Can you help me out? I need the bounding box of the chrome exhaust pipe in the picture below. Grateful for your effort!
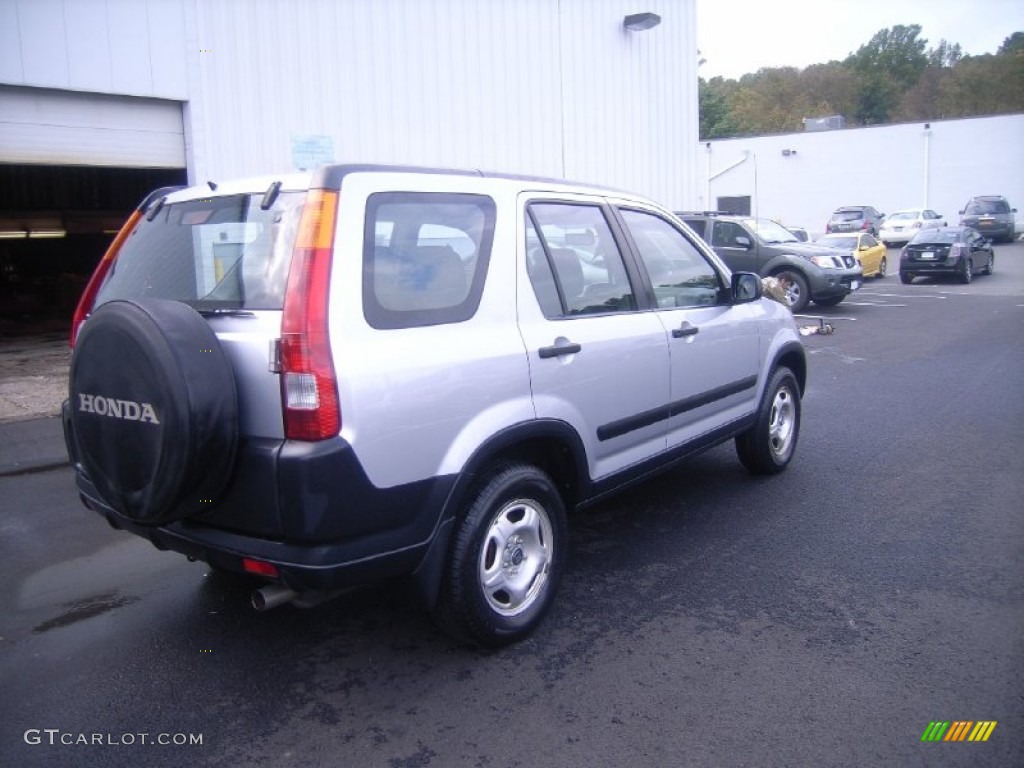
[251,584,298,611]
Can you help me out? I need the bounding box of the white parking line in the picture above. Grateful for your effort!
[857,291,948,299]
[841,301,907,307]
[794,314,857,321]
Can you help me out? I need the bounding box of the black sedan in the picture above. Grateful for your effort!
[900,227,994,285]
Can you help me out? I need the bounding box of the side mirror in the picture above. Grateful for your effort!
[731,272,762,303]
[734,235,752,249]
[958,209,965,215]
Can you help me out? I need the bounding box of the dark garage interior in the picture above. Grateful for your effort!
[0,164,186,338]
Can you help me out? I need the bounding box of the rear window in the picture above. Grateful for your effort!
[965,199,1010,214]
[95,191,306,311]
[831,210,865,221]
[910,229,958,244]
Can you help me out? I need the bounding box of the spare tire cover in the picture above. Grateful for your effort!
[69,299,239,525]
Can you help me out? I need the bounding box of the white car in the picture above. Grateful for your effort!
[879,208,946,246]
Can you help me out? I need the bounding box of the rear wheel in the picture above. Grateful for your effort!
[434,464,567,647]
[900,272,915,285]
[960,257,973,284]
[877,256,888,278]
[736,367,801,475]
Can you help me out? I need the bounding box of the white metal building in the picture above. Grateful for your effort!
[0,0,698,205]
[698,113,1024,237]
[0,0,698,326]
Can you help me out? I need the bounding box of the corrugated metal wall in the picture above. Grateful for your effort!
[186,0,699,209]
[0,0,187,98]
[0,0,699,208]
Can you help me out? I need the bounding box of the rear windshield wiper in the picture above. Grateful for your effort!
[195,308,256,318]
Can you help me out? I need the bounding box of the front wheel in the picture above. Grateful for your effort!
[982,252,994,275]
[434,464,567,647]
[775,270,810,313]
[735,367,801,475]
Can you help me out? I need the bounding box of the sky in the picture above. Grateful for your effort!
[696,0,1024,80]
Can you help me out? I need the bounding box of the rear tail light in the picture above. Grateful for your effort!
[69,210,143,347]
[279,189,341,441]
[242,558,280,577]
[860,220,870,230]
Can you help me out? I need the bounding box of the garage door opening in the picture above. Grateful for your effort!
[0,164,186,337]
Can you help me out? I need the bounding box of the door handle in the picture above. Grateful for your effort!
[538,341,582,358]
[672,322,699,339]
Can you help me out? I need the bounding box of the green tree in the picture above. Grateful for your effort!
[998,31,1024,56]
[847,24,929,89]
[698,77,739,139]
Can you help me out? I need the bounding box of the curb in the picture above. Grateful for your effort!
[0,456,70,478]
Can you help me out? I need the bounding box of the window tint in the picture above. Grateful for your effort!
[680,218,706,239]
[526,203,636,317]
[363,192,495,329]
[619,209,723,308]
[966,199,1010,214]
[862,234,878,247]
[711,220,748,247]
[95,191,305,311]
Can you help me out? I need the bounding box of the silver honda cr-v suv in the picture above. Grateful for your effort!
[64,164,807,646]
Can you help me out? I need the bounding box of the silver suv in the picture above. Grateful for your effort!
[63,165,807,646]
[959,196,1017,243]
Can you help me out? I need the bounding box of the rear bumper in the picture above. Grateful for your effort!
[63,401,455,592]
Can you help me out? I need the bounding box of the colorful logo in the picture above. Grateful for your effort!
[921,721,997,742]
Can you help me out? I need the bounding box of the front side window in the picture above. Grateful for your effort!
[526,203,636,317]
[619,209,723,308]
[96,191,306,311]
[363,192,495,329]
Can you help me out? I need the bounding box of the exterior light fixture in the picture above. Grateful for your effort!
[623,12,661,31]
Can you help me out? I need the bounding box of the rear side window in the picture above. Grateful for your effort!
[95,192,306,310]
[363,192,495,329]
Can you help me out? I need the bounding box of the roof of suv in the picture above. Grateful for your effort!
[164,164,633,201]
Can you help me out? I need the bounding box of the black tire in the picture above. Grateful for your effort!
[960,257,973,284]
[812,295,845,308]
[434,463,567,647]
[900,272,915,285]
[877,256,888,278]
[69,299,238,525]
[774,269,810,313]
[736,367,801,475]
[982,252,994,275]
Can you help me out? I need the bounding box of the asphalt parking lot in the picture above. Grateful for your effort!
[1,242,1022,768]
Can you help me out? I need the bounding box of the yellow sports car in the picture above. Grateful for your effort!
[814,232,888,278]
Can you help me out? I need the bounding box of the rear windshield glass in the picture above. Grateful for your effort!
[831,210,865,221]
[910,230,958,244]
[965,199,1009,214]
[94,191,306,311]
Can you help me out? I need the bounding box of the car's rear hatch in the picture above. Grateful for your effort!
[85,181,310,441]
